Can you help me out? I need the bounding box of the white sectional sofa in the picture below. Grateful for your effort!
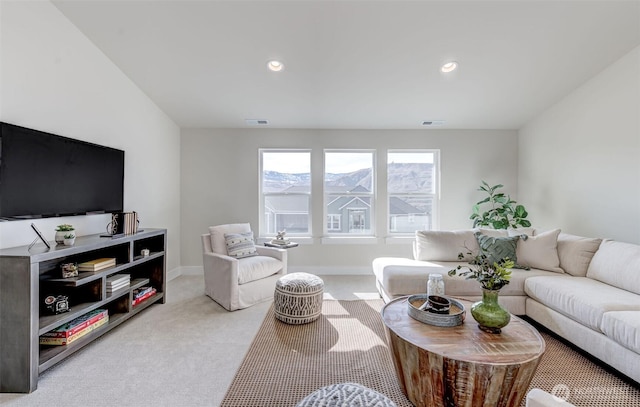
[372,228,640,384]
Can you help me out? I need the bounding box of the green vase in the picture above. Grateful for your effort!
[471,288,511,334]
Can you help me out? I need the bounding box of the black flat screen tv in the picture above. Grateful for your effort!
[0,122,124,220]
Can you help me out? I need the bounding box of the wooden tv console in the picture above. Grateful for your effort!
[0,228,166,393]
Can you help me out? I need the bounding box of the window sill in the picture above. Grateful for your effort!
[384,236,414,244]
[321,236,380,245]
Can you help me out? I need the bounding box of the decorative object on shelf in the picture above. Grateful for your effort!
[270,230,291,246]
[63,234,76,246]
[470,288,511,334]
[426,273,445,297]
[141,248,150,257]
[448,251,514,333]
[60,263,78,278]
[425,295,450,314]
[29,223,51,250]
[43,295,69,315]
[470,180,531,229]
[407,294,466,327]
[105,211,139,236]
[55,224,75,244]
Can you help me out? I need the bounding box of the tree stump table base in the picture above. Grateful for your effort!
[382,296,545,407]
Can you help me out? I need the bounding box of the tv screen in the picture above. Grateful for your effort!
[0,122,124,220]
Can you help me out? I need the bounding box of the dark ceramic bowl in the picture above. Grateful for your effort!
[427,295,451,314]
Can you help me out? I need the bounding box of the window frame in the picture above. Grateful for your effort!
[386,149,440,236]
[259,149,312,238]
[323,149,376,237]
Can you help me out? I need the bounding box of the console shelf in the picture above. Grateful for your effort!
[0,228,167,393]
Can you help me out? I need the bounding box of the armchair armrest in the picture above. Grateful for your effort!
[255,246,288,275]
[203,251,240,310]
[256,245,286,260]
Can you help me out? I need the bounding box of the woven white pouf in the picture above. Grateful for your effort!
[295,382,397,407]
[274,272,324,325]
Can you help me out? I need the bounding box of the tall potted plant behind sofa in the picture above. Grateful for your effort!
[470,181,531,229]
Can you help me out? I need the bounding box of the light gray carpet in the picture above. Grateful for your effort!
[0,274,378,407]
[221,299,640,407]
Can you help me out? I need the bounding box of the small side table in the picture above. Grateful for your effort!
[264,242,298,248]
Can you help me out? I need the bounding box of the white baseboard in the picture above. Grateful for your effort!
[289,266,371,275]
[168,265,371,279]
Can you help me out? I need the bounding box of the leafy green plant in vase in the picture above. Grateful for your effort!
[448,252,514,333]
[63,233,76,246]
[470,181,531,229]
[55,224,75,244]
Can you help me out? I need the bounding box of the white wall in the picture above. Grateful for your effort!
[519,46,640,243]
[181,128,518,270]
[0,1,182,270]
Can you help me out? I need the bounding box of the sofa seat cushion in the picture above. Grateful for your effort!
[525,276,640,332]
[372,257,559,297]
[238,255,282,285]
[600,311,640,353]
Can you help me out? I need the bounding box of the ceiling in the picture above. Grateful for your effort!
[52,0,640,130]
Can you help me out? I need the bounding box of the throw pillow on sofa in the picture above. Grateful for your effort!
[514,228,564,273]
[474,232,521,267]
[557,233,602,277]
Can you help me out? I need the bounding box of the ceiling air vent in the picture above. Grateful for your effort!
[422,120,445,126]
[245,119,269,126]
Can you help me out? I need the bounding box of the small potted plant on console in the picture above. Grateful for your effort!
[55,224,75,244]
[63,233,76,246]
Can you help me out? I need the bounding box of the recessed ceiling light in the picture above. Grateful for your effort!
[245,119,269,126]
[267,60,284,72]
[422,120,445,126]
[441,61,458,73]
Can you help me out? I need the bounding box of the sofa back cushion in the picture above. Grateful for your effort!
[414,230,479,261]
[557,233,602,277]
[587,239,640,294]
[209,223,251,255]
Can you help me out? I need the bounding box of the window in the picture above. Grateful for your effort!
[324,150,375,235]
[387,150,438,234]
[259,150,311,236]
[327,214,341,230]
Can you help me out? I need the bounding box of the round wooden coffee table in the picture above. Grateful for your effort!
[382,296,545,407]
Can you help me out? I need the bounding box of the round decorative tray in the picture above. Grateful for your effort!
[407,294,466,327]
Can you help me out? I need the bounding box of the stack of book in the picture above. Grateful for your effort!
[106,274,130,293]
[39,309,109,346]
[78,258,116,272]
[132,286,157,306]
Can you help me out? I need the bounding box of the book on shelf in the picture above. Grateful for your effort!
[106,274,130,291]
[78,257,116,271]
[106,274,130,285]
[133,286,153,299]
[106,282,130,292]
[39,316,108,346]
[40,309,108,340]
[132,287,157,306]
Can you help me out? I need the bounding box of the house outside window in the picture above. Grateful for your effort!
[387,150,439,234]
[259,150,311,236]
[324,150,375,235]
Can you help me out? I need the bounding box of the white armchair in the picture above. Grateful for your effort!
[201,223,287,311]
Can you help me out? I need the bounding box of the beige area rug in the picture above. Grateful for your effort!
[221,300,640,407]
